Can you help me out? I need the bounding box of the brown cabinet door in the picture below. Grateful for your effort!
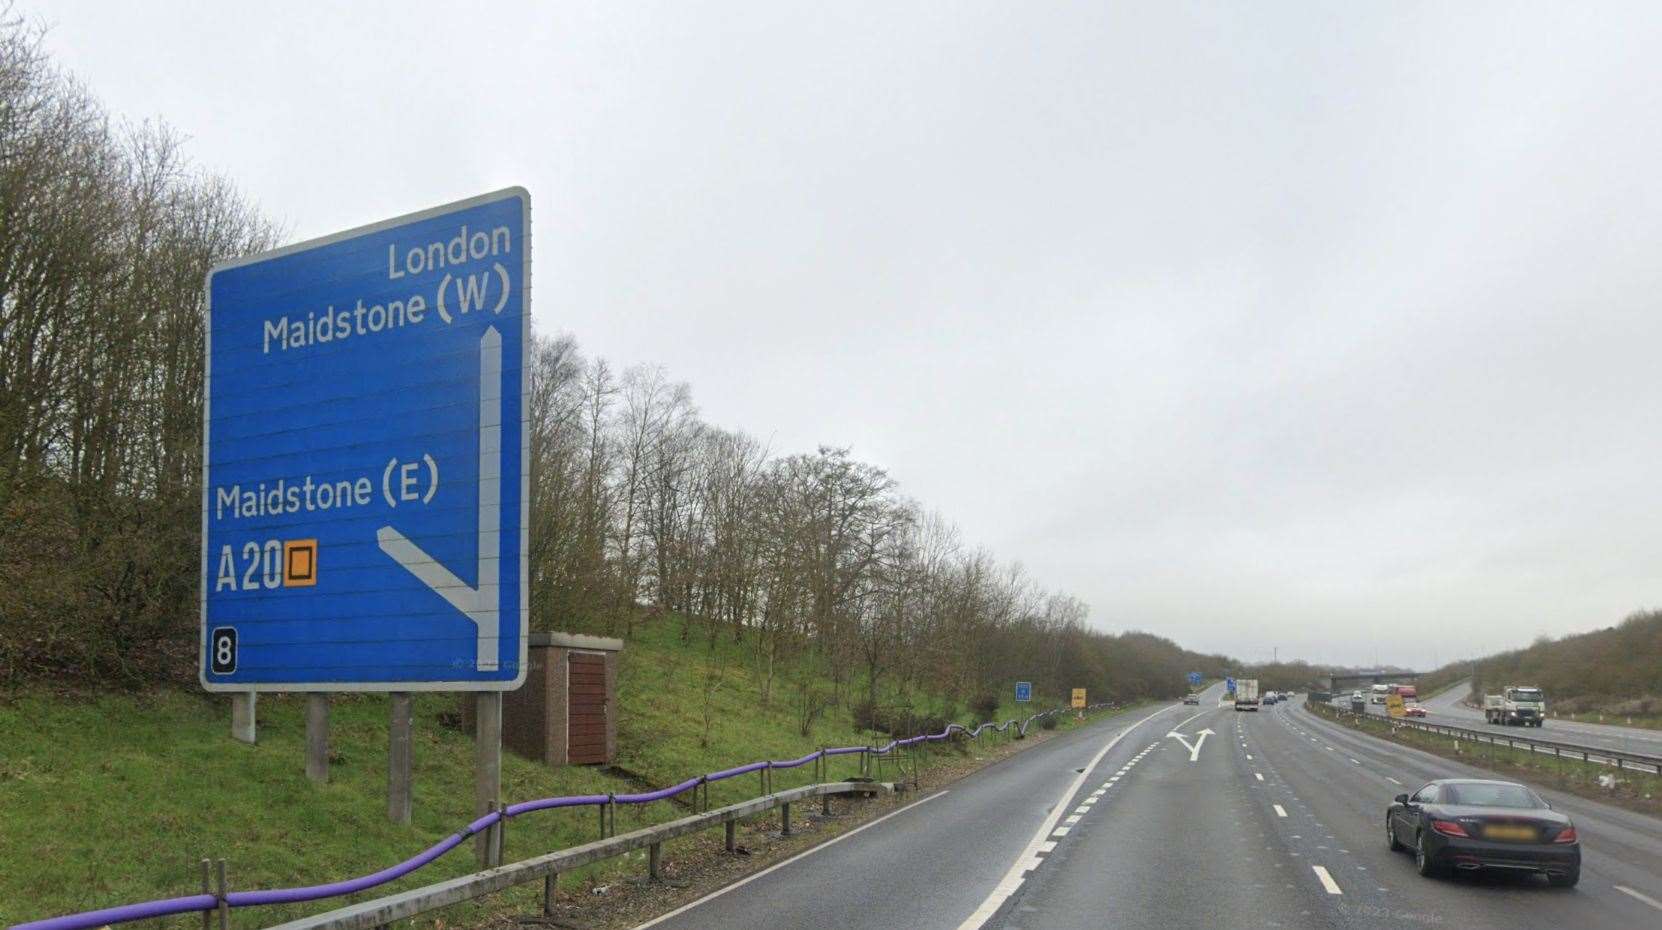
[568,652,608,764]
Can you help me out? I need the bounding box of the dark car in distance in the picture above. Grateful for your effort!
[1386,779,1579,886]
[1183,693,1200,705]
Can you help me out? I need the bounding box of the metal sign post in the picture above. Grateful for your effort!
[201,188,531,820]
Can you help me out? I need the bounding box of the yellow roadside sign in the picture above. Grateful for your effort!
[1386,692,1406,718]
[1071,688,1087,709]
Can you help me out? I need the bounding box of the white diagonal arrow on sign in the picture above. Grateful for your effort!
[1167,728,1215,762]
[377,325,502,671]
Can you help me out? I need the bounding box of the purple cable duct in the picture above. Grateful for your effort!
[506,793,610,817]
[226,833,468,906]
[15,706,1078,930]
[707,760,769,781]
[768,751,819,769]
[11,894,220,930]
[617,777,702,804]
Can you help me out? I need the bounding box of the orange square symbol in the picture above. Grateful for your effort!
[284,539,318,587]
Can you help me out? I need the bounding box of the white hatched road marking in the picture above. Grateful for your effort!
[955,705,1176,930]
[1312,865,1343,895]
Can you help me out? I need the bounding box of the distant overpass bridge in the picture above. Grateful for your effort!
[1322,670,1422,694]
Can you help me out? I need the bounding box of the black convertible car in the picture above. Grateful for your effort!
[1386,778,1579,886]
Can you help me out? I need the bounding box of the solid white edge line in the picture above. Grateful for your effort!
[630,789,949,929]
[1312,865,1343,895]
[1615,885,1662,911]
[954,704,1179,930]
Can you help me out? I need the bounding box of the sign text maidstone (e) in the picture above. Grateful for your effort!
[201,188,531,692]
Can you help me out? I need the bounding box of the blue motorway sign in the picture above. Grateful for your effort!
[201,189,530,691]
[1015,681,1032,703]
[1188,671,1202,686]
[1226,677,1236,692]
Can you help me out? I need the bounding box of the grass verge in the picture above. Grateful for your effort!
[0,617,1105,930]
[1304,701,1662,818]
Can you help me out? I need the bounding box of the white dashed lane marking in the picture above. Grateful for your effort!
[1273,804,1287,818]
[1254,773,1264,781]
[1312,866,1343,895]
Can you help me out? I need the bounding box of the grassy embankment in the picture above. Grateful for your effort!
[1413,609,1662,730]
[1304,700,1662,817]
[0,617,1098,929]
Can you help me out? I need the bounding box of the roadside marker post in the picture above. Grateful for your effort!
[201,189,531,823]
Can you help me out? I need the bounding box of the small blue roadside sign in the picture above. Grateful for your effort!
[1015,681,1032,703]
[1226,677,1236,692]
[201,188,530,692]
[1188,671,1202,687]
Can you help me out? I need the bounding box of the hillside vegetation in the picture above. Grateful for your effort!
[0,616,1140,929]
[0,16,1230,711]
[1418,610,1662,714]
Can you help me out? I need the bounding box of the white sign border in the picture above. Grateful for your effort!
[198,186,532,693]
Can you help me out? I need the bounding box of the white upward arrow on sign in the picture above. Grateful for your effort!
[1167,728,1215,762]
[377,326,503,671]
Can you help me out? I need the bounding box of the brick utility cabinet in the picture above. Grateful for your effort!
[500,632,623,766]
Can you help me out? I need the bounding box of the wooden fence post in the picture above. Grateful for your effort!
[475,692,502,867]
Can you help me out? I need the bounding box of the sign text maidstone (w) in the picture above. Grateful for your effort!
[201,188,531,692]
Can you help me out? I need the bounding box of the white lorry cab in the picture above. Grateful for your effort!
[1484,686,1547,727]
[1370,683,1390,705]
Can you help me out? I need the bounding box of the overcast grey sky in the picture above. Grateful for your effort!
[35,1,1662,669]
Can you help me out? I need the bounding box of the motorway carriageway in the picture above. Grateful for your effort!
[1369,680,1662,757]
[634,683,1662,930]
